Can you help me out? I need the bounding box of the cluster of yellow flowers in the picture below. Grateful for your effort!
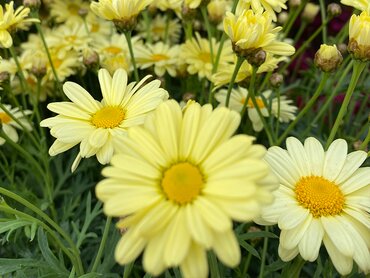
[0,0,369,277]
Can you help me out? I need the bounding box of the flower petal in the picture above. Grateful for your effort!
[323,139,347,181]
[63,82,100,112]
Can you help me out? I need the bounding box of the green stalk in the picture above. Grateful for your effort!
[358,125,369,151]
[8,46,28,109]
[283,0,308,36]
[124,31,139,82]
[90,217,112,273]
[225,56,244,107]
[247,66,275,146]
[326,61,366,148]
[0,187,84,275]
[277,73,329,145]
[275,88,281,136]
[209,251,221,278]
[318,0,327,43]
[258,227,269,278]
[201,7,214,65]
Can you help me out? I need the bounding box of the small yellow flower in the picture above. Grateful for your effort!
[40,68,168,171]
[90,0,153,31]
[0,104,32,145]
[314,44,343,72]
[236,0,288,22]
[348,11,370,61]
[135,42,180,77]
[96,100,277,278]
[0,1,39,48]
[223,10,295,59]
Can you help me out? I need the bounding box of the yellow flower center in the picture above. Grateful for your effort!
[0,112,11,124]
[67,4,80,15]
[161,162,204,205]
[103,46,122,55]
[295,176,345,218]
[65,35,77,42]
[151,54,169,62]
[91,106,125,128]
[91,23,100,33]
[198,52,211,63]
[241,97,265,108]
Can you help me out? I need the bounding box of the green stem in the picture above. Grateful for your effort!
[0,205,82,275]
[359,125,369,151]
[8,46,28,109]
[185,22,193,40]
[293,21,307,44]
[258,227,269,278]
[142,11,152,43]
[0,187,84,275]
[209,251,221,278]
[31,11,63,96]
[318,0,327,43]
[277,73,329,145]
[91,217,112,273]
[247,66,275,146]
[241,251,252,277]
[282,256,305,278]
[275,88,281,136]
[201,7,214,65]
[225,56,244,107]
[283,0,308,36]
[326,61,366,148]
[124,31,139,82]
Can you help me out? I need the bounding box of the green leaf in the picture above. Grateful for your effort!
[79,273,104,278]
[0,219,31,234]
[37,228,68,275]
[0,258,39,275]
[237,231,278,241]
[238,240,260,259]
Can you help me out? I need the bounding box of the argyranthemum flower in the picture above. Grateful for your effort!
[341,0,370,13]
[258,137,370,276]
[215,87,297,131]
[223,9,295,59]
[135,42,180,77]
[49,0,90,24]
[0,104,32,145]
[236,0,288,22]
[90,0,153,31]
[180,33,234,80]
[0,1,39,48]
[96,100,278,278]
[348,11,370,61]
[40,68,168,171]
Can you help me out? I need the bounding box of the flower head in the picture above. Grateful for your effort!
[341,0,370,13]
[223,10,295,59]
[0,1,39,48]
[96,100,277,278]
[236,0,288,22]
[40,68,168,171]
[258,137,370,275]
[0,104,32,145]
[348,11,370,61]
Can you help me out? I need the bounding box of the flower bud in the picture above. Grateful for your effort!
[348,12,370,61]
[247,49,266,67]
[113,17,138,33]
[314,44,343,72]
[278,11,289,25]
[337,43,347,56]
[83,48,100,69]
[327,3,342,18]
[302,3,320,22]
[269,73,284,88]
[78,8,89,18]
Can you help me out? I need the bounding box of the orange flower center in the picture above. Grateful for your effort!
[161,162,204,205]
[151,54,169,62]
[295,176,345,218]
[0,112,11,124]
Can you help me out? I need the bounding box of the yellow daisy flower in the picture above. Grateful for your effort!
[236,0,288,22]
[341,0,370,13]
[180,33,234,80]
[135,42,180,77]
[40,68,168,171]
[223,9,295,58]
[49,0,90,24]
[0,1,39,48]
[258,137,370,275]
[348,11,370,61]
[90,0,153,31]
[0,104,32,145]
[215,87,297,131]
[96,100,277,278]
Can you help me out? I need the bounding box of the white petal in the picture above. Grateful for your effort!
[180,242,208,278]
[323,139,348,181]
[212,229,240,267]
[115,228,146,265]
[304,137,324,176]
[280,215,312,250]
[286,137,311,177]
[298,218,324,261]
[278,245,299,261]
[323,235,353,275]
[63,82,100,112]
[278,205,309,230]
[340,167,370,194]
[335,151,367,184]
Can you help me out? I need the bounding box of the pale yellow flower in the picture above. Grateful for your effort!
[302,3,320,22]
[236,0,288,21]
[135,42,180,77]
[207,0,232,23]
[223,9,295,58]
[96,100,277,278]
[215,87,297,131]
[0,104,32,145]
[40,68,168,171]
[0,1,39,48]
[341,0,370,13]
[180,33,234,80]
[258,137,370,276]
[150,0,182,13]
[348,11,370,61]
[49,0,90,24]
